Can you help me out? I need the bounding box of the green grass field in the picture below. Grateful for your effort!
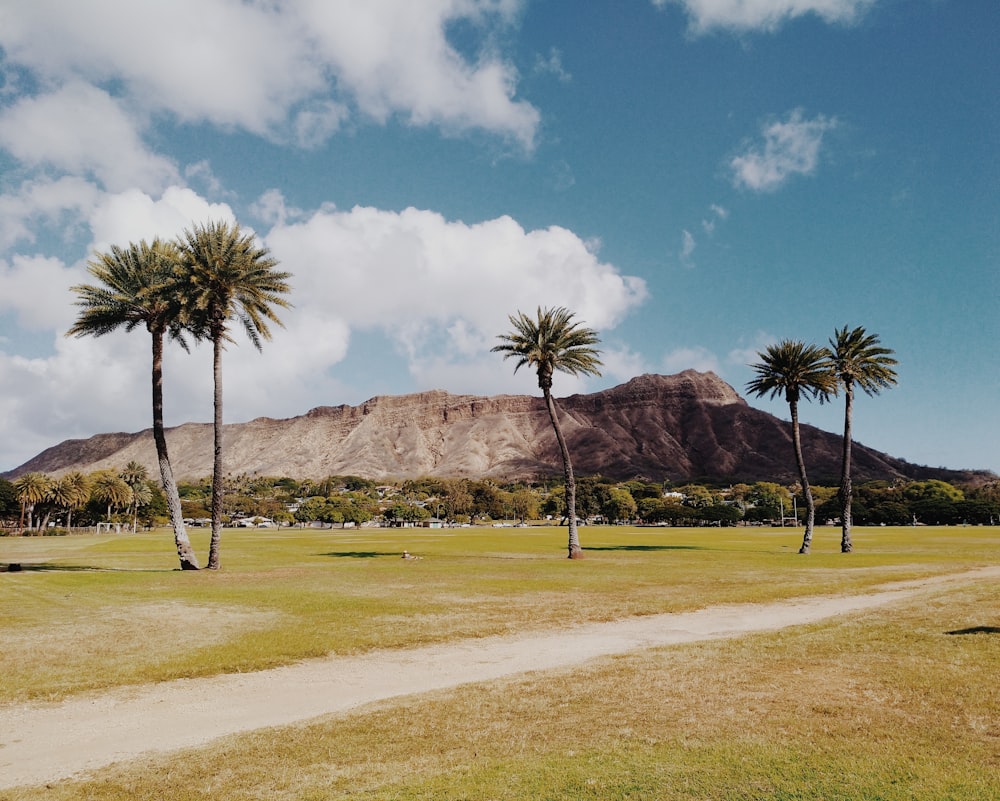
[2,524,999,799]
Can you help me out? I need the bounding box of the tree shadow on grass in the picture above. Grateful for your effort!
[322,551,401,559]
[2,563,173,573]
[584,545,707,552]
[946,626,1000,635]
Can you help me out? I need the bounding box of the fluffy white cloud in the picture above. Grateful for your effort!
[0,255,79,331]
[655,0,875,33]
[265,204,647,388]
[87,187,234,252]
[0,83,178,193]
[0,193,647,469]
[0,0,539,149]
[731,109,837,192]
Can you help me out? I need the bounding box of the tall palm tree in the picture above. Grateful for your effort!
[747,340,836,554]
[68,239,201,568]
[176,220,292,570]
[13,472,52,533]
[492,307,602,558]
[829,325,898,553]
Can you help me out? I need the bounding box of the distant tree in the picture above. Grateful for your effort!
[746,482,791,523]
[511,489,539,523]
[13,472,52,532]
[120,461,150,533]
[0,478,17,522]
[747,340,836,553]
[49,471,91,529]
[440,479,473,522]
[68,238,200,568]
[493,307,602,558]
[176,220,292,569]
[603,487,637,524]
[699,504,743,526]
[90,471,133,522]
[829,325,898,552]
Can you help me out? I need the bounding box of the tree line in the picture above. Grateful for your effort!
[6,472,995,534]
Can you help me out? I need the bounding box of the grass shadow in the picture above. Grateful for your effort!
[322,551,402,559]
[2,563,175,573]
[946,626,1000,635]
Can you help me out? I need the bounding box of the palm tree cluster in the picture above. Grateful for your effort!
[746,327,898,554]
[68,221,291,570]
[11,463,157,534]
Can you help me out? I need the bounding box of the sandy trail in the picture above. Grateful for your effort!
[2,566,996,790]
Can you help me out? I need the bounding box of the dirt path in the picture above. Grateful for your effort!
[2,566,996,790]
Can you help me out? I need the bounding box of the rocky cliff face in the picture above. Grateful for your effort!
[4,371,984,485]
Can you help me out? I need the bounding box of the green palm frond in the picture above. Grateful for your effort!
[746,340,837,404]
[176,220,292,350]
[67,239,189,347]
[829,324,898,396]
[492,306,602,391]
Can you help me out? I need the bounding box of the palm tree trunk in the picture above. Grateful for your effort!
[151,329,200,569]
[839,381,854,553]
[207,331,224,570]
[788,398,816,554]
[544,389,583,559]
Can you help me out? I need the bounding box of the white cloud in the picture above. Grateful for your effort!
[0,82,178,193]
[726,331,778,368]
[680,229,696,264]
[662,345,721,374]
[654,0,875,33]
[0,0,323,135]
[0,0,540,150]
[701,203,728,234]
[0,255,79,331]
[600,345,652,384]
[731,109,837,192]
[0,176,101,250]
[87,187,235,253]
[535,47,572,83]
[300,0,539,147]
[0,195,647,469]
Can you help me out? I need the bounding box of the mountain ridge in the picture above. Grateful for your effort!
[4,371,990,486]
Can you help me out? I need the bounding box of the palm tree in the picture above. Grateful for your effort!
[48,472,91,530]
[89,470,134,522]
[176,220,292,570]
[829,325,898,553]
[13,472,52,533]
[120,461,151,533]
[746,340,836,554]
[492,307,602,558]
[68,239,201,568]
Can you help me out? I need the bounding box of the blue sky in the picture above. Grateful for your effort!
[0,0,997,476]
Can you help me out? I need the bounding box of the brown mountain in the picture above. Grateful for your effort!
[4,371,988,485]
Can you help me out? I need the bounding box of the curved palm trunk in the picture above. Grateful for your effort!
[151,329,200,569]
[788,397,817,554]
[839,380,855,553]
[207,331,224,570]
[543,388,583,559]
